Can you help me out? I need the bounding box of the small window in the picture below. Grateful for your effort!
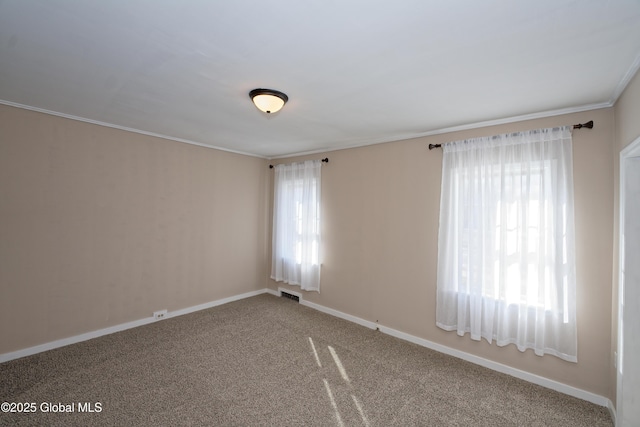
[271,160,322,292]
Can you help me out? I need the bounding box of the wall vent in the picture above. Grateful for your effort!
[281,291,300,302]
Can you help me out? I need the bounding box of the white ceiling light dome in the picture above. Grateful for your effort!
[249,88,288,114]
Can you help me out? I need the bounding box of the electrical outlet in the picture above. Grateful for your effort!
[153,309,168,320]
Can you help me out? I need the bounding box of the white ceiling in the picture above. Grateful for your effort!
[1,1,640,158]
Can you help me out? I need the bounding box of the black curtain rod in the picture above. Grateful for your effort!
[269,158,329,169]
[428,120,594,150]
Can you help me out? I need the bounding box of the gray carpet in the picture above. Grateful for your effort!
[0,294,612,426]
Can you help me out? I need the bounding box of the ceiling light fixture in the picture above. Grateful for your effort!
[249,88,288,114]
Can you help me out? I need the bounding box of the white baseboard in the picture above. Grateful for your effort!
[270,288,614,410]
[266,288,280,297]
[168,289,268,318]
[0,317,157,364]
[302,300,377,330]
[607,399,617,425]
[1,285,616,415]
[376,324,611,407]
[0,288,269,364]
[275,286,377,329]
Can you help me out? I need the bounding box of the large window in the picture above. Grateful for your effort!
[271,160,322,292]
[436,127,577,362]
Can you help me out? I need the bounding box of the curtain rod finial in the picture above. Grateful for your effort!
[573,120,594,130]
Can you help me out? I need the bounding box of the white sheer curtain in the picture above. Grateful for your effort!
[436,126,577,362]
[271,160,321,292]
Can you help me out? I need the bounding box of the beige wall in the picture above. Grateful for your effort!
[269,108,616,398]
[611,69,640,406]
[0,104,269,354]
[615,70,640,152]
[2,75,633,402]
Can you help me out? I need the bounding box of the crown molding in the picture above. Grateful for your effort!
[270,101,612,159]
[0,97,615,161]
[611,52,640,104]
[0,100,268,159]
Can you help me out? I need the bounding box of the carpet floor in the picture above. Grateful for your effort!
[0,294,612,426]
